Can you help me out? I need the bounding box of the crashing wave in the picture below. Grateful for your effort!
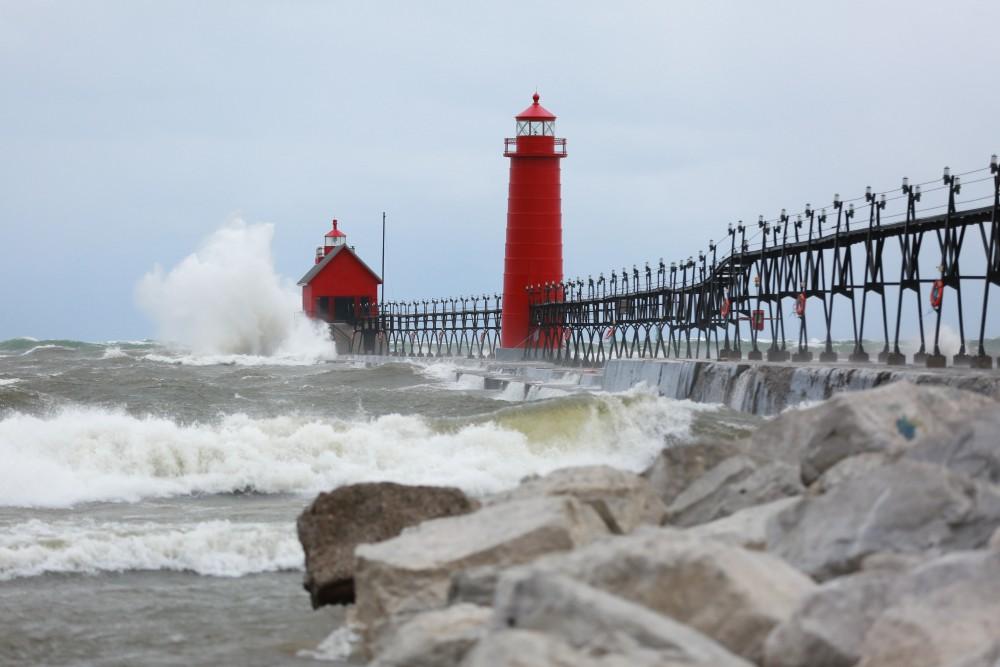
[0,388,703,507]
[0,518,300,580]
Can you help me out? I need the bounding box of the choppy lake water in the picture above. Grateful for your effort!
[0,338,757,666]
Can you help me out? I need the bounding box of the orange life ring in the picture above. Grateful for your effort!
[795,292,806,318]
[604,327,615,339]
[930,280,944,310]
[720,298,732,319]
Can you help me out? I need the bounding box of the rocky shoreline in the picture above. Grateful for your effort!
[297,381,1000,666]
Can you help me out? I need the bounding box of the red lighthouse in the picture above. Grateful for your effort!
[500,93,567,350]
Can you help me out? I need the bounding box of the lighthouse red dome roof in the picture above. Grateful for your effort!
[324,219,346,238]
[515,93,556,121]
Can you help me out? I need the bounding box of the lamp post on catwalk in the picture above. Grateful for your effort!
[499,93,568,355]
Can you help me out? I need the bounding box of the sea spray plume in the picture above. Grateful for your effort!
[135,220,335,360]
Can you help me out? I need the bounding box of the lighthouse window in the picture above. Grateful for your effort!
[516,120,556,136]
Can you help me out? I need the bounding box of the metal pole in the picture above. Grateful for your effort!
[381,211,386,304]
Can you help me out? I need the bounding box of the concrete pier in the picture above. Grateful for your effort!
[339,354,1000,417]
[602,358,1000,416]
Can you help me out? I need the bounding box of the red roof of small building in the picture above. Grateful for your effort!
[297,244,382,287]
[515,93,556,121]
[325,219,347,238]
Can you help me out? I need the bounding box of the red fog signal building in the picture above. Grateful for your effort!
[298,219,381,323]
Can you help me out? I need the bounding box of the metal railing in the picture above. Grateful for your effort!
[351,155,1000,369]
[503,137,567,156]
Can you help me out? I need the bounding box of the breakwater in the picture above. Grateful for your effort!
[348,354,1000,416]
[602,358,1000,416]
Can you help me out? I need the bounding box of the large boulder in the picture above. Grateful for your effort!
[808,452,888,494]
[750,382,997,486]
[951,642,1000,667]
[369,604,492,667]
[767,550,1000,667]
[643,439,748,506]
[297,482,476,607]
[665,456,803,527]
[447,498,804,610]
[448,565,502,608]
[764,570,900,667]
[767,460,1000,580]
[903,409,1000,484]
[488,465,667,534]
[687,496,802,550]
[462,629,633,667]
[856,551,1000,667]
[514,527,815,664]
[353,495,608,648]
[493,569,755,666]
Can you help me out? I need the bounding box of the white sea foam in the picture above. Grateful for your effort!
[297,625,360,662]
[900,323,964,358]
[0,389,700,507]
[525,386,571,400]
[136,220,336,365]
[101,346,129,360]
[0,378,21,386]
[142,350,328,367]
[0,518,300,580]
[20,344,72,356]
[497,381,528,401]
[455,373,486,390]
[413,360,462,383]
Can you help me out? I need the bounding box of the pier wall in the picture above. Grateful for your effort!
[602,358,1000,416]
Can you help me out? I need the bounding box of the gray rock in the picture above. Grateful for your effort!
[370,604,492,667]
[859,551,929,573]
[493,569,754,666]
[447,501,806,608]
[951,642,1000,667]
[489,465,667,534]
[768,550,1000,667]
[686,496,802,550]
[991,526,1000,551]
[904,410,1000,484]
[514,526,815,664]
[643,439,748,506]
[767,460,1000,580]
[857,551,1000,667]
[764,570,899,667]
[461,629,634,667]
[750,381,997,486]
[297,482,476,607]
[448,566,501,608]
[808,452,887,494]
[666,456,803,527]
[353,496,608,650]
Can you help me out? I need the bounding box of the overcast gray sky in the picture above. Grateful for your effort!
[2,0,998,341]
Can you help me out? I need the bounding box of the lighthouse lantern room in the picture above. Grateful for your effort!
[298,219,381,323]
